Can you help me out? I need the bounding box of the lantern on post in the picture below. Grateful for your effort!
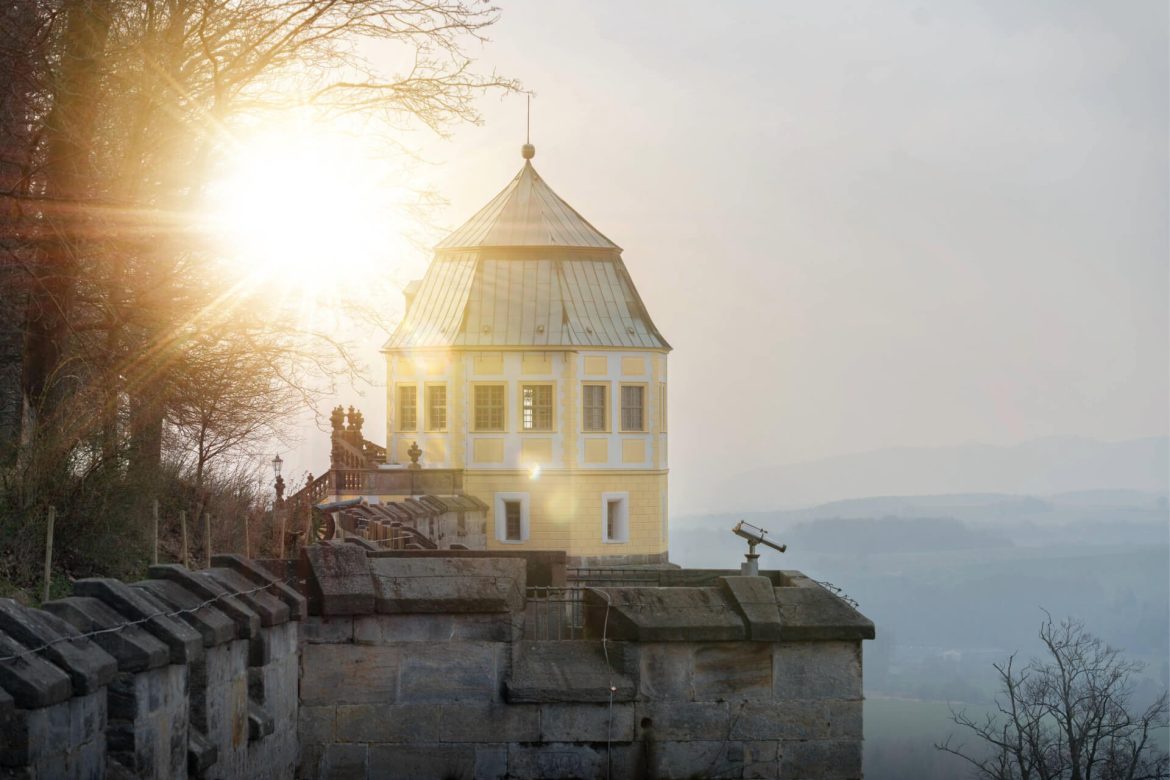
[272,454,285,506]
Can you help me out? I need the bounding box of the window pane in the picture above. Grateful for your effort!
[504,500,522,541]
[583,385,607,431]
[398,386,417,430]
[426,385,447,431]
[522,384,553,431]
[474,385,505,431]
[621,385,644,431]
[607,500,618,540]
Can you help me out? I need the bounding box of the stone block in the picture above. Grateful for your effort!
[583,587,746,642]
[204,568,289,627]
[354,612,519,643]
[635,643,694,700]
[720,576,783,640]
[212,553,307,620]
[773,641,862,701]
[320,743,367,780]
[42,597,169,673]
[335,703,440,743]
[730,701,829,740]
[398,642,501,703]
[828,699,864,739]
[367,743,475,778]
[634,701,731,741]
[474,745,508,780]
[302,545,374,616]
[148,564,261,640]
[73,578,203,663]
[132,579,235,647]
[647,740,746,780]
[693,642,773,701]
[774,573,875,641]
[780,738,862,779]
[370,556,525,614]
[304,616,354,644]
[506,641,634,703]
[506,743,607,779]
[298,704,335,746]
[187,727,217,775]
[439,702,539,742]
[0,599,116,694]
[0,628,73,708]
[301,644,399,706]
[540,702,635,742]
[743,740,781,779]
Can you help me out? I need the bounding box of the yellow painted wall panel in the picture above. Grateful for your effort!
[622,439,646,464]
[521,352,552,374]
[583,356,608,376]
[621,356,647,376]
[423,437,449,464]
[396,438,414,463]
[473,438,504,464]
[520,438,553,464]
[583,439,608,464]
[473,352,504,375]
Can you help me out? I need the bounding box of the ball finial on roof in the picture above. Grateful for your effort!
[521,143,535,160]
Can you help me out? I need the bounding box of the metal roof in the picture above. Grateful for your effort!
[385,157,669,351]
[436,161,619,251]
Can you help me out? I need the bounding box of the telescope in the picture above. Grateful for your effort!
[732,521,786,576]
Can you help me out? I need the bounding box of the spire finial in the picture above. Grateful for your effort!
[521,93,535,160]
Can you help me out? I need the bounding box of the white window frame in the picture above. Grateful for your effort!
[494,492,530,544]
[396,384,418,431]
[582,382,610,432]
[619,383,647,432]
[425,383,447,432]
[601,492,629,543]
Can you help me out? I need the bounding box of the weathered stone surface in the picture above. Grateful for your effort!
[647,740,751,780]
[187,727,217,775]
[301,644,399,706]
[720,576,784,640]
[0,681,12,717]
[584,587,747,641]
[773,641,862,701]
[343,536,379,552]
[370,556,525,614]
[693,641,772,701]
[303,616,354,644]
[148,564,261,640]
[506,743,607,779]
[0,629,72,708]
[506,640,634,703]
[635,701,731,741]
[248,700,274,741]
[0,599,116,694]
[320,743,367,780]
[42,597,169,672]
[367,743,476,778]
[475,745,508,780]
[354,612,520,643]
[635,643,695,700]
[73,578,203,664]
[0,690,107,776]
[213,554,307,620]
[189,639,249,778]
[774,573,875,641]
[302,545,374,616]
[780,737,862,779]
[743,740,781,779]
[335,703,440,743]
[398,642,503,703]
[204,568,289,627]
[730,701,829,740]
[539,702,635,742]
[106,664,188,779]
[132,579,236,647]
[828,698,864,739]
[439,702,539,742]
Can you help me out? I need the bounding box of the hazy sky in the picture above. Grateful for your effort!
[291,1,1168,508]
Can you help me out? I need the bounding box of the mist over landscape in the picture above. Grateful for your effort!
[673,435,1170,779]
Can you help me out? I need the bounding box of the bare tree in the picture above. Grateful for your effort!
[939,615,1169,780]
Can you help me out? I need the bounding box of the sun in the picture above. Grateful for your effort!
[202,125,415,303]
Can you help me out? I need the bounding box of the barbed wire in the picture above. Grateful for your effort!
[814,579,860,608]
[0,574,297,664]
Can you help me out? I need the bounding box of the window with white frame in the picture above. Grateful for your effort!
[601,492,629,543]
[659,382,667,432]
[620,384,646,432]
[521,384,554,431]
[582,383,608,432]
[494,492,530,543]
[426,384,447,431]
[397,385,417,430]
[473,384,506,431]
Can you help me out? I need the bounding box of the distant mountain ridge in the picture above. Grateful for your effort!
[701,435,1169,513]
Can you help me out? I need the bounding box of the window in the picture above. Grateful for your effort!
[521,384,554,431]
[473,384,506,431]
[659,382,668,432]
[494,492,529,543]
[601,492,629,543]
[620,384,646,432]
[397,385,417,431]
[582,383,608,432]
[426,384,447,431]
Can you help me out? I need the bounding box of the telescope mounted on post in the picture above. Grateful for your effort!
[732,520,786,576]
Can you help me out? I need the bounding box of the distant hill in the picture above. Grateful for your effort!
[702,435,1169,512]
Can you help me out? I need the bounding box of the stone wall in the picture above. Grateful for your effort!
[298,545,874,780]
[0,544,874,779]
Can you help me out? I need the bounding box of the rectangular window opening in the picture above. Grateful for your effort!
[474,385,506,431]
[504,501,522,541]
[522,384,553,431]
[583,384,608,432]
[621,384,645,432]
[426,385,447,431]
[397,385,417,431]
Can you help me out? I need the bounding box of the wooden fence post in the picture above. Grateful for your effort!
[151,500,159,566]
[42,506,55,603]
[204,513,212,568]
[243,513,250,558]
[180,510,189,568]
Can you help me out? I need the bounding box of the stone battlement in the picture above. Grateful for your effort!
[0,544,873,779]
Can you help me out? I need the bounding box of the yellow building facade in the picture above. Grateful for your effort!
[382,146,671,565]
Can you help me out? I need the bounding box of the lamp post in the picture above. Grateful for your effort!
[272,454,286,557]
